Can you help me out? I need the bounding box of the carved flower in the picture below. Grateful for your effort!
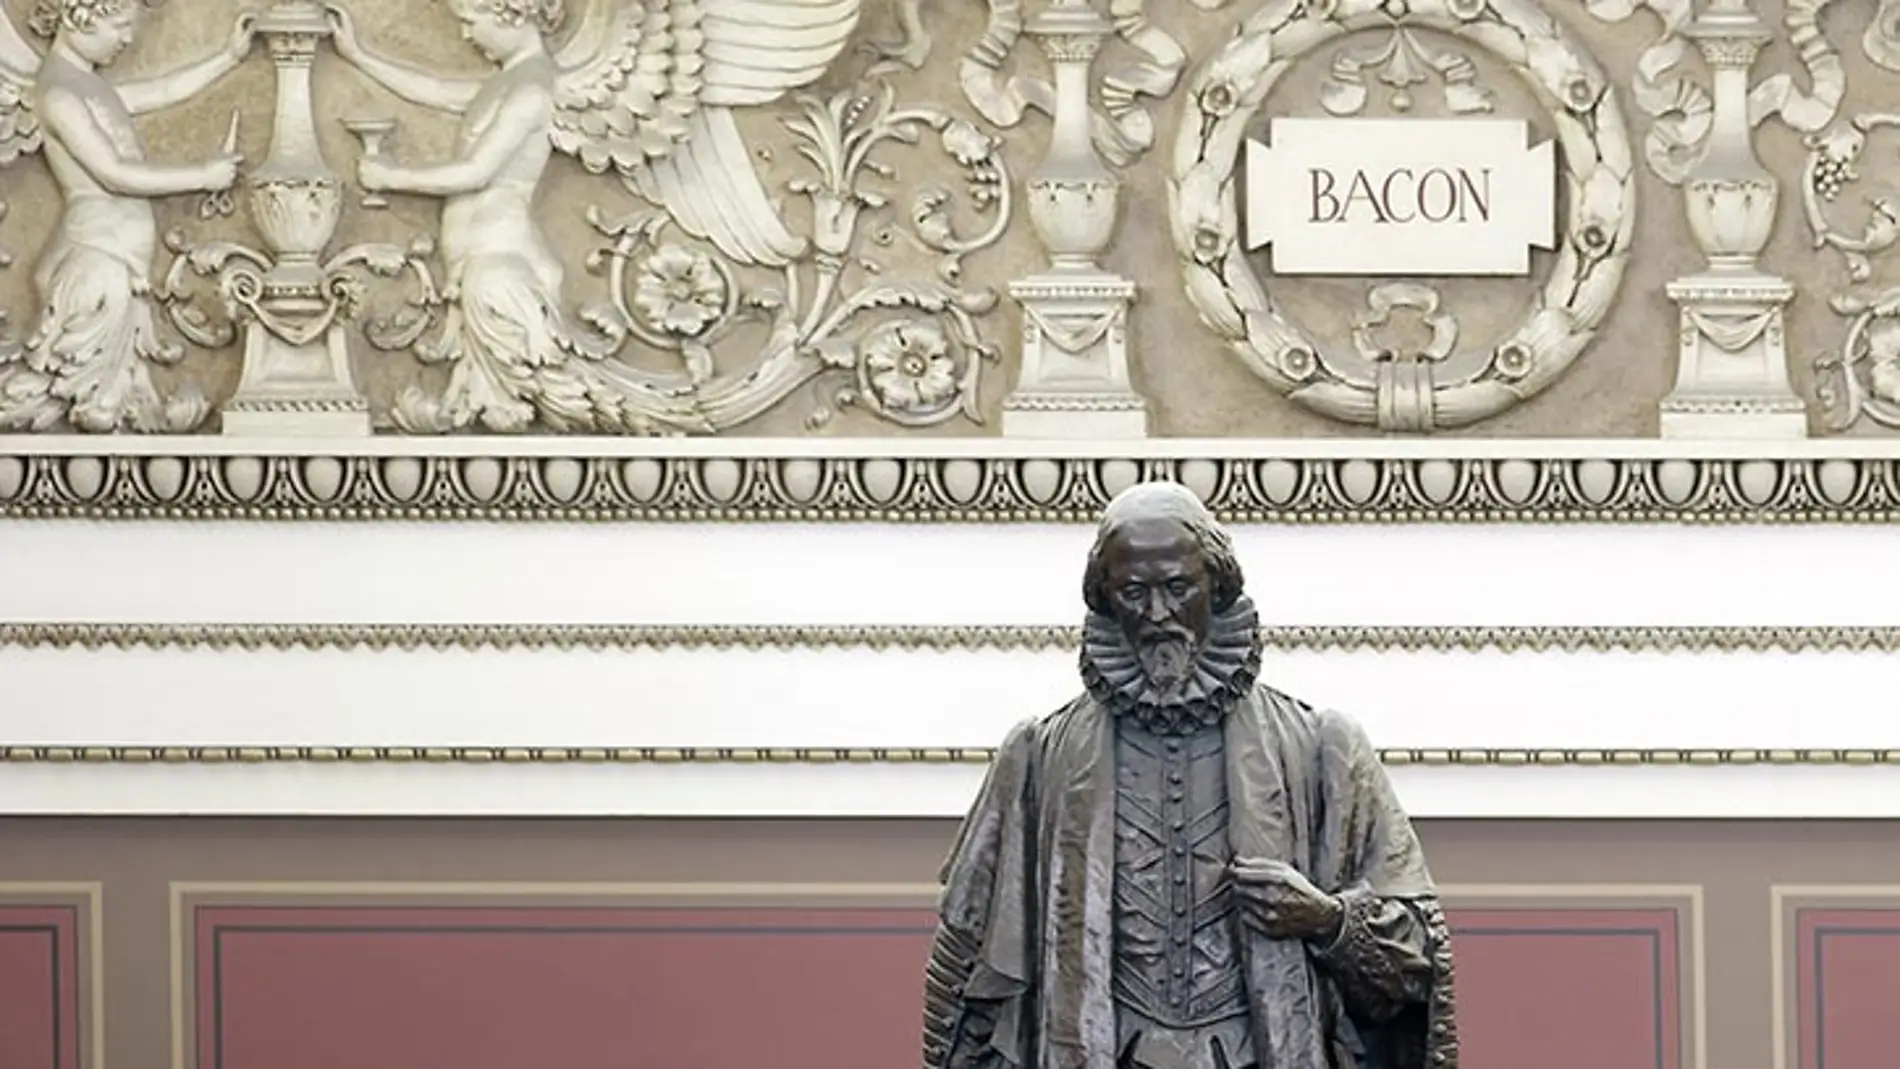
[940,119,995,165]
[1562,75,1601,112]
[632,244,727,337]
[861,320,959,412]
[1577,223,1610,255]
[1279,345,1318,381]
[1191,224,1228,265]
[1494,343,1533,380]
[1200,80,1239,118]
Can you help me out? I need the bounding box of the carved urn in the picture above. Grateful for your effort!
[1023,2,1118,270]
[247,0,344,290]
[1680,0,1776,271]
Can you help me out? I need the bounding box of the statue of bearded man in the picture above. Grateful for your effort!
[921,481,1458,1069]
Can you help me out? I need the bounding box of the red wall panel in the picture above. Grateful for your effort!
[1794,908,1900,1069]
[1446,908,1680,1069]
[0,905,81,1069]
[194,906,939,1069]
[193,903,1683,1069]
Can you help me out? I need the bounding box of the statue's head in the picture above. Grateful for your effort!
[1082,481,1244,691]
[447,0,565,58]
[30,0,142,65]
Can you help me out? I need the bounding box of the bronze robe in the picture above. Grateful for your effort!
[922,686,1458,1069]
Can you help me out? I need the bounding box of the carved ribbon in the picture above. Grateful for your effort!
[957,0,1185,166]
[1746,0,1843,135]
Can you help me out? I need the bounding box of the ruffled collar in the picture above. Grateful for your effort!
[1079,595,1263,735]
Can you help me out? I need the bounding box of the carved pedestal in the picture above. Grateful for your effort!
[1004,274,1145,437]
[221,0,371,437]
[1000,0,1148,438]
[1658,0,1806,439]
[1661,276,1804,437]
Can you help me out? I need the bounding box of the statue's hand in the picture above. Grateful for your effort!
[358,157,397,193]
[199,152,242,193]
[228,11,258,61]
[1230,857,1343,941]
[324,5,362,62]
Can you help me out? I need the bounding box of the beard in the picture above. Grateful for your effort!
[1080,596,1263,735]
[1135,631,1197,691]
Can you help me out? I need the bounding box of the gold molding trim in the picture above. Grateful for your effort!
[7,744,1899,767]
[4,445,1900,523]
[9,622,1900,653]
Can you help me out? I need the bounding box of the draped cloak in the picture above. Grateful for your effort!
[922,686,1459,1069]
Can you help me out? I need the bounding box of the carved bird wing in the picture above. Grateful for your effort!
[550,0,860,266]
[0,10,43,167]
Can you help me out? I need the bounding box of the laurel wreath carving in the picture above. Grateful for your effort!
[1168,0,1635,432]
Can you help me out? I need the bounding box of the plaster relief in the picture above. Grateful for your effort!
[0,0,1889,438]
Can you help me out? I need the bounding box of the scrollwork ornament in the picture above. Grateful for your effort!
[1800,116,1900,284]
[560,83,1008,435]
[1168,0,1635,432]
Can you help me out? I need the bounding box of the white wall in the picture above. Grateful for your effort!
[4,516,1899,819]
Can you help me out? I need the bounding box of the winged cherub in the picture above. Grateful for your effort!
[324,0,858,433]
[0,0,252,432]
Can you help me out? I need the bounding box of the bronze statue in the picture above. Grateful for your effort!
[922,481,1457,1069]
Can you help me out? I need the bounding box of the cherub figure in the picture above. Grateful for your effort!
[0,0,252,432]
[322,0,859,433]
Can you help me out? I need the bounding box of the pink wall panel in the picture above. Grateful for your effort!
[1446,908,1680,1069]
[0,906,81,1069]
[194,906,939,1069]
[1794,909,1900,1069]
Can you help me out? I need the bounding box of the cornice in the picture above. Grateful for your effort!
[7,622,1900,653]
[3,443,1900,522]
[2,745,1895,767]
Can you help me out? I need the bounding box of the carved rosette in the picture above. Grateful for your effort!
[1168,0,1635,432]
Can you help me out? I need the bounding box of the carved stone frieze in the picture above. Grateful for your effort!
[0,0,1892,439]
[6,444,1900,521]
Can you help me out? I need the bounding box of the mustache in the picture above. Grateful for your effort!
[1136,625,1197,646]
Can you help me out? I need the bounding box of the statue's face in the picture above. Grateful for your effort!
[1098,516,1213,690]
[450,0,524,61]
[64,5,137,67]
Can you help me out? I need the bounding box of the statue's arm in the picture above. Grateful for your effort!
[347,49,481,113]
[373,82,548,196]
[40,86,214,197]
[119,15,252,115]
[923,921,1007,1069]
[118,50,243,116]
[1306,887,1439,1021]
[327,6,481,116]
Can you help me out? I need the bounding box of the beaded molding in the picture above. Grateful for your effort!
[7,623,1900,653]
[4,447,1900,522]
[2,745,1896,767]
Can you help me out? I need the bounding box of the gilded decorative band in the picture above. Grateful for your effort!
[5,623,1900,653]
[1,451,1899,523]
[1,745,1895,767]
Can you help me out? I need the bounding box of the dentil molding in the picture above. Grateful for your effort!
[8,439,1900,521]
[12,622,1900,653]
